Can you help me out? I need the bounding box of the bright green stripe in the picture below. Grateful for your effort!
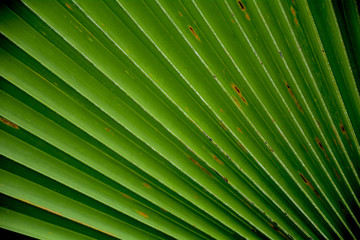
[0,169,162,240]
[0,207,96,240]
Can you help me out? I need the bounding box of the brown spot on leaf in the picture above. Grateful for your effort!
[105,127,111,132]
[315,137,324,150]
[231,84,248,105]
[237,141,247,153]
[315,137,329,160]
[299,172,321,198]
[237,1,250,20]
[237,1,245,11]
[143,183,151,188]
[121,193,132,200]
[21,199,62,216]
[178,11,183,17]
[294,18,299,25]
[1,117,19,129]
[189,26,200,41]
[340,122,352,148]
[285,81,303,112]
[219,121,227,131]
[187,156,213,177]
[65,3,72,10]
[237,127,243,133]
[136,210,149,218]
[220,108,224,113]
[212,154,224,165]
[333,168,341,180]
[290,6,296,16]
[302,143,309,153]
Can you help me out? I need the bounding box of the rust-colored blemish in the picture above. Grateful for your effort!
[178,11,183,17]
[121,193,132,200]
[340,122,352,148]
[315,137,324,150]
[299,172,321,198]
[302,143,309,153]
[315,137,329,160]
[316,119,321,128]
[1,117,19,129]
[237,127,243,133]
[290,6,296,16]
[237,0,245,11]
[237,141,247,153]
[220,108,224,113]
[333,138,338,146]
[161,208,167,212]
[212,154,224,165]
[188,155,213,177]
[333,168,341,180]
[23,200,62,216]
[233,96,241,109]
[285,81,303,112]
[294,18,299,25]
[231,19,235,23]
[194,195,199,199]
[290,6,299,25]
[143,183,151,188]
[65,3,72,10]
[105,127,111,132]
[136,210,149,218]
[269,223,288,239]
[231,84,248,105]
[189,26,200,41]
[219,121,227,131]
[237,1,250,20]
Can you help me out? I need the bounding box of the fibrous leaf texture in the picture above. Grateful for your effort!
[0,0,359,239]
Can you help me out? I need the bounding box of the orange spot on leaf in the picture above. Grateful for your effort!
[121,193,132,200]
[143,183,151,188]
[136,210,149,218]
[219,121,227,131]
[65,3,72,10]
[212,154,224,165]
[187,156,213,177]
[285,81,303,112]
[299,172,321,198]
[340,122,352,148]
[333,168,341,180]
[189,26,201,41]
[237,1,246,11]
[178,11,183,17]
[1,117,19,129]
[237,127,243,133]
[231,84,248,105]
[290,6,296,16]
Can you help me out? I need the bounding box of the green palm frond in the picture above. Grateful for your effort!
[1,0,359,239]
